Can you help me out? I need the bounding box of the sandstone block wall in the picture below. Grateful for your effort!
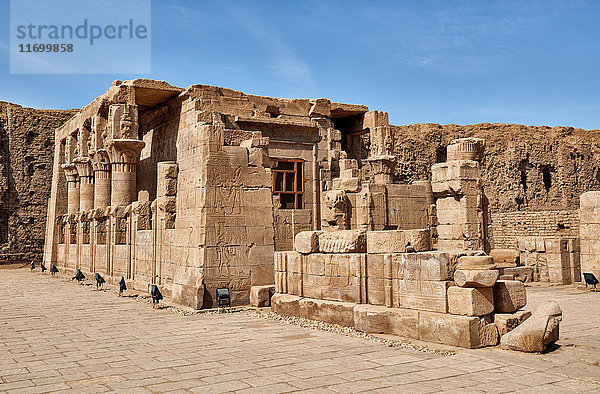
[579,191,600,281]
[0,102,76,259]
[490,210,580,249]
[516,236,581,284]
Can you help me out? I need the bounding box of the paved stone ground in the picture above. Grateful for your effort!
[1,268,599,393]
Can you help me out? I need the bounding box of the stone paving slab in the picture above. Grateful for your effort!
[1,268,599,393]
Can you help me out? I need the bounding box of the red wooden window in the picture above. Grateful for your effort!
[272,159,304,209]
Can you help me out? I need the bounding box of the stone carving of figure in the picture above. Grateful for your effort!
[321,189,349,231]
[120,110,133,139]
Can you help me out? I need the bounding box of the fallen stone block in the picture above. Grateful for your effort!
[250,285,275,307]
[447,287,494,316]
[478,317,499,347]
[294,231,322,254]
[457,255,495,270]
[318,230,366,253]
[501,300,562,352]
[493,280,527,313]
[494,310,532,336]
[454,269,499,287]
[419,311,480,348]
[499,274,514,280]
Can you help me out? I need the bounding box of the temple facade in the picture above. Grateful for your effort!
[43,79,584,314]
[43,79,434,308]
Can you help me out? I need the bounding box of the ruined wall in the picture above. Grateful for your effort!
[388,123,600,213]
[490,210,579,249]
[0,102,76,259]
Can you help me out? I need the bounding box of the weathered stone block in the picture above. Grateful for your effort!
[502,266,534,282]
[248,147,270,167]
[501,300,562,353]
[397,279,451,313]
[489,249,519,266]
[454,269,499,288]
[419,311,480,348]
[456,255,494,270]
[271,293,301,317]
[388,308,420,340]
[318,230,366,253]
[250,285,274,307]
[294,231,322,254]
[353,304,390,333]
[494,310,532,336]
[447,287,494,316]
[478,317,499,347]
[366,229,431,254]
[493,280,527,313]
[331,177,361,193]
[340,168,359,178]
[403,252,451,281]
[299,298,355,327]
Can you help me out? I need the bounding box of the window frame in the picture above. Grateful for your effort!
[272,158,305,209]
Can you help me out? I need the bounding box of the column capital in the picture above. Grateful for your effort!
[73,156,93,178]
[105,139,145,169]
[91,149,111,172]
[61,163,79,182]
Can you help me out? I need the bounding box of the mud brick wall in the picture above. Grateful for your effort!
[388,123,600,213]
[0,102,75,259]
[490,210,579,249]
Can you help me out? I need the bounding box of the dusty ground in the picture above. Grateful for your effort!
[1,267,599,393]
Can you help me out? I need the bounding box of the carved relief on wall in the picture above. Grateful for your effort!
[321,190,349,231]
[107,104,139,141]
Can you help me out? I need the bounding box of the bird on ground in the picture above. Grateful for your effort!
[40,262,47,273]
[50,264,59,276]
[119,276,127,296]
[72,269,85,284]
[95,273,106,290]
[405,242,417,253]
[30,261,35,271]
[149,284,163,308]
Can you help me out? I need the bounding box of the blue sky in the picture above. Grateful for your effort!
[1,0,599,129]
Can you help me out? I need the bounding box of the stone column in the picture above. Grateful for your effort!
[106,140,145,206]
[105,103,145,207]
[74,157,94,212]
[432,138,487,252]
[91,150,111,209]
[61,163,80,215]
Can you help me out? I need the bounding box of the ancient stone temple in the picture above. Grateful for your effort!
[44,79,432,308]
[43,78,580,334]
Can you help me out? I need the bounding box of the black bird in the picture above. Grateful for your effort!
[50,264,59,276]
[95,273,106,290]
[72,269,85,284]
[119,277,127,296]
[30,261,35,271]
[150,284,163,308]
[405,242,417,253]
[40,262,47,273]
